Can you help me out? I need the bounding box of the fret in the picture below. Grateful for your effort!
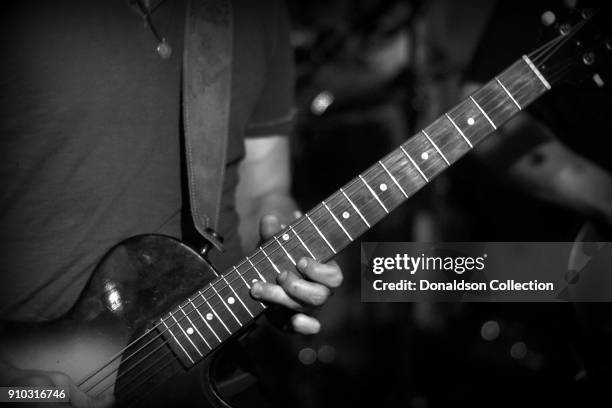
[471,80,520,126]
[323,191,369,239]
[303,205,353,254]
[160,318,195,365]
[246,256,269,281]
[322,200,353,241]
[234,265,253,288]
[402,134,447,180]
[289,225,316,259]
[339,177,388,228]
[495,77,521,109]
[257,241,294,278]
[220,274,254,318]
[190,295,222,343]
[499,59,549,108]
[379,160,408,198]
[210,285,243,328]
[380,148,428,195]
[359,175,388,213]
[421,118,470,164]
[168,312,203,357]
[234,261,272,306]
[275,217,334,263]
[232,265,266,308]
[522,55,551,90]
[399,145,428,182]
[152,52,557,375]
[259,247,281,274]
[445,113,473,148]
[421,129,450,165]
[447,97,496,146]
[359,162,407,213]
[271,236,295,266]
[305,213,336,254]
[197,291,231,334]
[234,262,264,288]
[249,249,282,283]
[340,188,370,227]
[469,96,496,129]
[178,303,211,350]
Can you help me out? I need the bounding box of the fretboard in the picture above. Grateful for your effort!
[158,55,551,367]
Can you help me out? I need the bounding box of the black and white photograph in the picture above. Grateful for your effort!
[1,0,611,407]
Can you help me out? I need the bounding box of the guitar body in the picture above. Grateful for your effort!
[0,235,233,407]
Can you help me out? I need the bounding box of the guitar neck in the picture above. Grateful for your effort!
[159,55,551,367]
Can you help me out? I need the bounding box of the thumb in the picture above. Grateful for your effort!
[259,214,283,241]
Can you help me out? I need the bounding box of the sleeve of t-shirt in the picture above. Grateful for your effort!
[245,0,295,138]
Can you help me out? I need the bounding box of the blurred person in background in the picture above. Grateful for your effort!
[461,0,612,404]
[463,0,612,233]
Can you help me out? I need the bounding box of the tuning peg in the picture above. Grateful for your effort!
[582,52,595,65]
[559,23,571,35]
[541,10,556,26]
[593,73,605,88]
[580,8,594,19]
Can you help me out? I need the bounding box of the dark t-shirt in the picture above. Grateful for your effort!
[465,0,612,172]
[0,0,294,321]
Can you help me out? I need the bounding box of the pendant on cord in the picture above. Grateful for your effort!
[156,38,172,59]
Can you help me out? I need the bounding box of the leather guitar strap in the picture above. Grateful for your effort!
[183,0,232,250]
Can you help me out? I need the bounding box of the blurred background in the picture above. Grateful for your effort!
[242,1,612,407]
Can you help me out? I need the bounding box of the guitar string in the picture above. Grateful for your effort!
[529,33,566,62]
[83,47,572,394]
[81,71,550,394]
[92,15,592,391]
[82,75,541,397]
[509,18,584,68]
[96,66,573,399]
[529,18,592,88]
[98,74,555,400]
[118,352,180,406]
[88,126,472,395]
[535,16,590,67]
[99,344,178,399]
[547,63,578,85]
[83,149,420,393]
[103,28,591,398]
[532,44,578,76]
[81,75,512,394]
[536,9,594,64]
[86,17,597,390]
[79,165,396,391]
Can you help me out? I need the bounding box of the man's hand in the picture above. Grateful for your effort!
[249,214,343,335]
[1,361,113,408]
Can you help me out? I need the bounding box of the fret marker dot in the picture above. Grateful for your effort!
[282,233,290,241]
[421,152,429,160]
[252,278,259,284]
[342,211,350,219]
[228,297,235,305]
[186,327,194,335]
[379,183,387,191]
[206,313,213,321]
[467,117,475,126]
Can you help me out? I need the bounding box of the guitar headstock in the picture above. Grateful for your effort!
[531,2,611,88]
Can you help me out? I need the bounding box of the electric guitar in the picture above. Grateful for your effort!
[1,6,609,407]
